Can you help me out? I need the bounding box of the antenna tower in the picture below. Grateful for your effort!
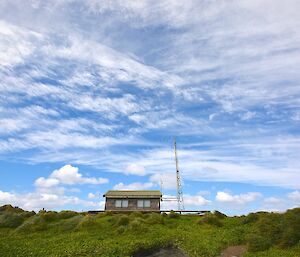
[174,139,184,211]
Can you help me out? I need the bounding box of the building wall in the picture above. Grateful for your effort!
[105,198,160,211]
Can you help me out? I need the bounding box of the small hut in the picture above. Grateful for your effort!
[103,190,162,212]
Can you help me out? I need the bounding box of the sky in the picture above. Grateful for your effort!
[0,0,300,215]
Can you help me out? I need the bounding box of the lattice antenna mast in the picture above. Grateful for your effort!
[174,139,184,211]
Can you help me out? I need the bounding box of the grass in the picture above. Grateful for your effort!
[0,205,299,256]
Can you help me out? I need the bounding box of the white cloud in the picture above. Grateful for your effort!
[264,197,283,205]
[216,191,261,204]
[0,189,99,211]
[0,20,42,67]
[35,164,109,187]
[50,165,108,185]
[209,113,218,121]
[150,172,177,190]
[35,177,59,188]
[161,193,211,210]
[287,191,300,201]
[113,182,154,190]
[291,112,300,121]
[197,190,211,196]
[0,190,16,203]
[0,164,106,211]
[125,164,146,176]
[184,194,211,207]
[20,138,300,190]
[240,111,256,121]
[88,193,97,199]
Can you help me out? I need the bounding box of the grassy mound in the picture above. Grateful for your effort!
[15,215,47,233]
[0,213,25,228]
[0,205,25,214]
[242,212,260,224]
[57,210,78,219]
[198,213,223,227]
[76,215,98,230]
[144,213,163,225]
[59,215,84,231]
[247,209,300,252]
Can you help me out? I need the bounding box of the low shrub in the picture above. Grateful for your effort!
[0,213,24,228]
[60,215,83,231]
[39,211,58,222]
[146,213,164,225]
[242,212,259,224]
[107,215,118,224]
[96,211,113,218]
[76,215,97,230]
[199,214,223,227]
[256,213,284,244]
[116,226,125,234]
[280,208,300,248]
[20,211,36,219]
[16,215,47,233]
[129,218,147,232]
[0,205,25,213]
[130,212,144,219]
[116,215,130,226]
[280,228,300,248]
[214,210,227,219]
[57,211,78,220]
[248,234,273,252]
[248,213,284,252]
[168,211,180,219]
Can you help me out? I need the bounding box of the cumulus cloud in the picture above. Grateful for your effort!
[184,194,211,207]
[35,177,60,188]
[0,189,99,211]
[35,164,109,187]
[0,165,107,211]
[0,190,15,203]
[216,191,261,204]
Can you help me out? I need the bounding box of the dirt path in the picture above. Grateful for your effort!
[218,245,247,257]
[134,247,189,257]
[134,245,247,257]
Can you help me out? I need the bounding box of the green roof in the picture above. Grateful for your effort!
[104,190,162,198]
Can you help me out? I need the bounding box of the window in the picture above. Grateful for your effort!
[137,199,151,208]
[115,199,128,208]
[137,200,143,208]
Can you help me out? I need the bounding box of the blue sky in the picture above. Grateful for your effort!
[0,0,300,215]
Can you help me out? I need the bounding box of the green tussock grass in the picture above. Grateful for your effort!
[0,206,300,257]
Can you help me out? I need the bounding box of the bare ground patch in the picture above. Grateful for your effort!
[218,245,247,257]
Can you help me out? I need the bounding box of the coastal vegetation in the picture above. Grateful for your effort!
[0,205,299,257]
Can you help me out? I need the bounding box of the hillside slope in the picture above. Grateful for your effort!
[0,205,299,257]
